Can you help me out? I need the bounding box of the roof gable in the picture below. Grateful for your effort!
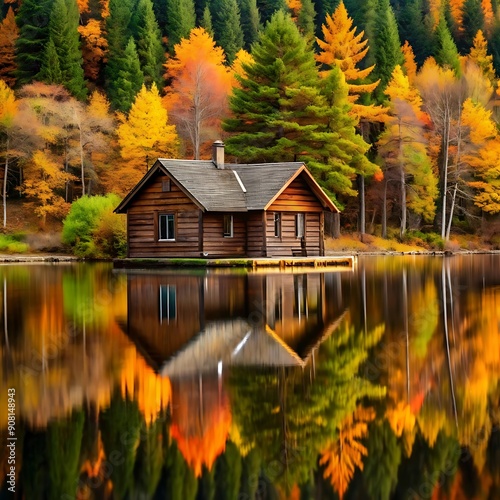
[115,158,339,214]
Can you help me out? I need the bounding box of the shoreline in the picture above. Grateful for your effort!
[0,249,499,263]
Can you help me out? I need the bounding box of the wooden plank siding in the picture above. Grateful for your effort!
[246,211,266,257]
[127,172,203,258]
[267,176,325,213]
[202,213,246,257]
[265,175,325,256]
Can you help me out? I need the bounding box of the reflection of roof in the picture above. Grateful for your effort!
[125,311,348,378]
[115,160,338,214]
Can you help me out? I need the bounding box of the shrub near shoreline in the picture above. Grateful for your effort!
[62,194,126,258]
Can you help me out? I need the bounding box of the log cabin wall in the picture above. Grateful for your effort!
[266,175,325,256]
[246,211,266,257]
[202,213,246,257]
[127,172,202,258]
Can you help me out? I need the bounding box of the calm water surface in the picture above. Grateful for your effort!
[0,256,499,499]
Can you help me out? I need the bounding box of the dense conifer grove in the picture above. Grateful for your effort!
[1,0,500,241]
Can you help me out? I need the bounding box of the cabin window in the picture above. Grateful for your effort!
[159,285,176,323]
[273,212,281,237]
[162,179,171,192]
[296,213,305,238]
[223,215,233,237]
[159,213,175,241]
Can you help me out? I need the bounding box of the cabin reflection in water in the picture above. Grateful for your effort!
[124,271,345,377]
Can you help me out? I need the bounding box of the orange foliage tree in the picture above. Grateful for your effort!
[164,27,232,159]
[0,7,19,88]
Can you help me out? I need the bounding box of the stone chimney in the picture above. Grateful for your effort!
[212,140,225,169]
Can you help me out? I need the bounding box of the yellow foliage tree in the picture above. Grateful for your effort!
[0,79,17,228]
[116,83,178,195]
[401,41,417,84]
[467,30,495,85]
[320,406,375,499]
[315,1,388,126]
[22,150,74,225]
[231,49,254,89]
[462,98,500,213]
[316,1,378,97]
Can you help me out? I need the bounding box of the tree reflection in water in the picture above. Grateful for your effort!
[0,257,499,498]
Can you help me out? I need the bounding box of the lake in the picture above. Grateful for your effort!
[0,255,499,499]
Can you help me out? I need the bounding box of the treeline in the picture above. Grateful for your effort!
[0,0,500,240]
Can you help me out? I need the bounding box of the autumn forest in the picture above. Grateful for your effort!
[0,0,499,243]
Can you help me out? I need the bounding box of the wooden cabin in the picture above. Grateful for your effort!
[115,141,339,258]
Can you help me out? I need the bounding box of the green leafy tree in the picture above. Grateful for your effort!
[211,0,244,63]
[62,193,126,258]
[112,37,144,112]
[435,17,461,75]
[39,0,87,99]
[372,0,404,99]
[224,10,320,162]
[166,0,196,52]
[15,0,54,85]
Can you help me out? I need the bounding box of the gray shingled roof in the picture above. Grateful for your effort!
[158,159,248,211]
[230,163,302,210]
[159,160,302,212]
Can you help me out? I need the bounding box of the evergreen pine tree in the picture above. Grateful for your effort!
[211,0,244,63]
[40,0,87,99]
[372,0,404,99]
[397,0,435,66]
[435,17,461,75]
[38,39,63,84]
[237,0,260,49]
[113,38,144,112]
[201,5,214,35]
[460,0,485,52]
[152,0,168,33]
[256,0,288,25]
[105,0,136,108]
[306,66,377,203]
[135,0,165,89]
[311,0,337,39]
[15,0,54,85]
[344,0,378,69]
[298,0,316,39]
[166,0,196,52]
[224,10,321,162]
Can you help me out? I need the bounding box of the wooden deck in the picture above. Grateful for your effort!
[113,255,355,270]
